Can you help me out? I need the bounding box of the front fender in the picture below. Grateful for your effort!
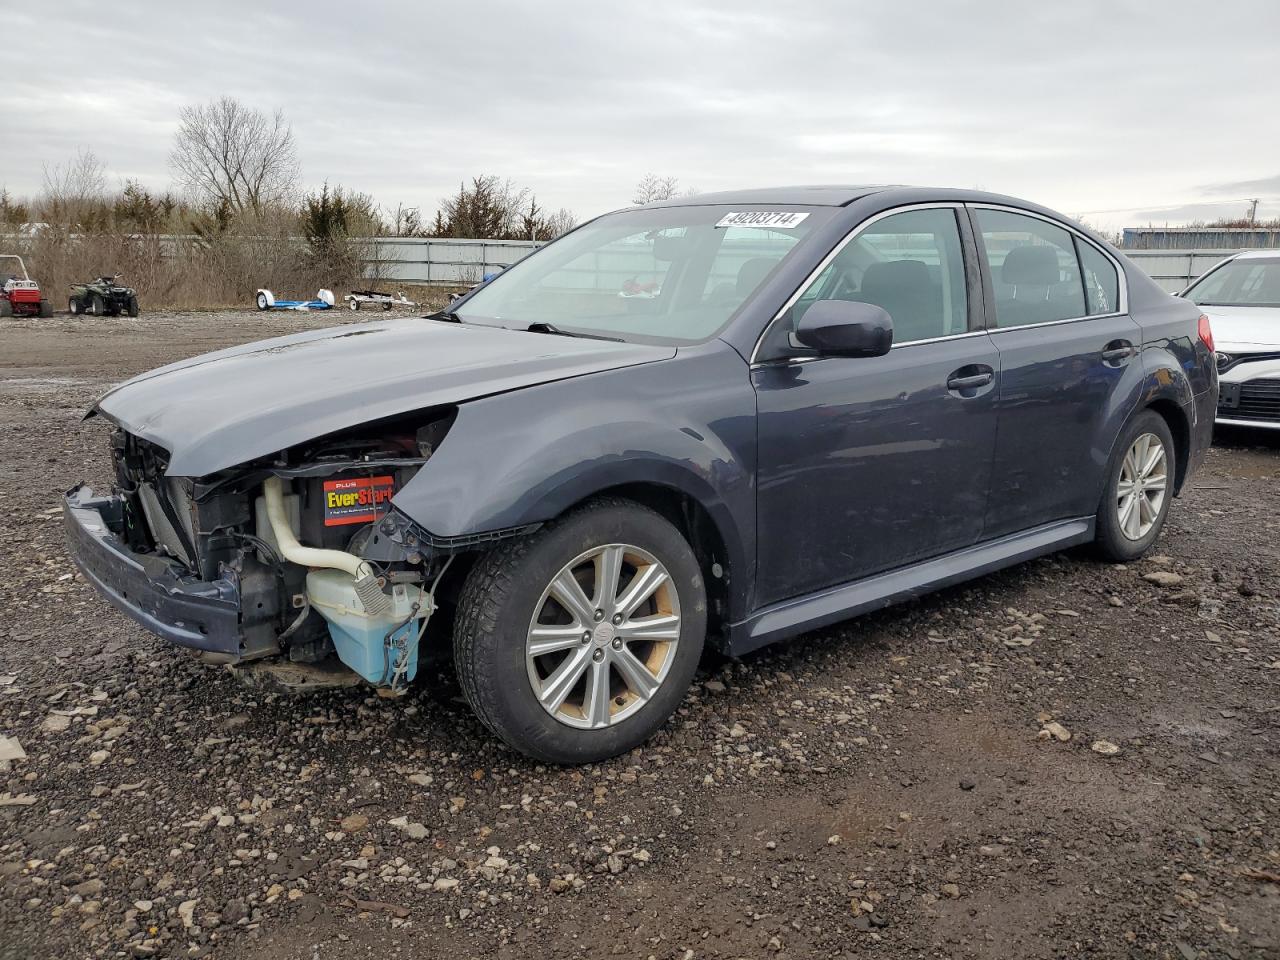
[391,342,759,613]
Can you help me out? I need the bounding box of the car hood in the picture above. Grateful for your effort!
[93,317,674,477]
[1200,305,1280,350]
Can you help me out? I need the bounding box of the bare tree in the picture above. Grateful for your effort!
[40,148,108,226]
[388,203,424,237]
[632,173,681,205]
[169,97,300,216]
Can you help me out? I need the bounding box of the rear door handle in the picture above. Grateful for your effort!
[1101,341,1135,363]
[947,371,994,391]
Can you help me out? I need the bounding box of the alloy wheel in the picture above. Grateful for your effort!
[526,543,681,729]
[1116,432,1168,540]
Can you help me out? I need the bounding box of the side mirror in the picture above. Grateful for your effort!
[794,300,893,358]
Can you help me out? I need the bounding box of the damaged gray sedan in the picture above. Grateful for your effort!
[64,187,1215,764]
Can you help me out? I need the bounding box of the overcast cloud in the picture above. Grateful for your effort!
[4,0,1278,231]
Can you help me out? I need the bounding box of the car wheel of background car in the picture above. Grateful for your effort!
[38,299,52,318]
[69,297,80,315]
[1095,409,1176,562]
[127,296,139,317]
[453,497,706,764]
[89,293,104,316]
[256,292,269,311]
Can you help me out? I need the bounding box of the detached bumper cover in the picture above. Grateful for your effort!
[63,486,242,656]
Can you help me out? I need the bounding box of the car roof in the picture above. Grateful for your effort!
[641,185,893,208]
[642,185,1074,213]
[1232,250,1280,260]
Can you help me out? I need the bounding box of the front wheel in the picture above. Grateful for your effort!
[69,297,80,315]
[454,498,706,764]
[89,293,105,316]
[127,296,139,317]
[1095,410,1176,561]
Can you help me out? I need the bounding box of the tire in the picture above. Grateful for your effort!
[89,293,104,316]
[127,296,139,317]
[382,301,392,311]
[0,299,11,318]
[256,292,269,311]
[69,297,80,315]
[349,299,360,311]
[38,299,52,318]
[454,498,707,764]
[1094,409,1176,562]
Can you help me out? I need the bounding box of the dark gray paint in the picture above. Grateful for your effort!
[93,318,673,477]
[73,185,1218,658]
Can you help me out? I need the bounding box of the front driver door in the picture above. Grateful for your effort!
[752,205,1000,608]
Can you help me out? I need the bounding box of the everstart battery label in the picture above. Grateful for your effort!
[323,475,394,526]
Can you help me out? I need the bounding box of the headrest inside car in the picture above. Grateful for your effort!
[1001,245,1061,286]
[737,258,779,296]
[861,259,930,297]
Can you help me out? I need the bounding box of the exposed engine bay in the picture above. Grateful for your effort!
[101,412,456,690]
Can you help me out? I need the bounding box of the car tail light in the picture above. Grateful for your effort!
[1198,314,1214,353]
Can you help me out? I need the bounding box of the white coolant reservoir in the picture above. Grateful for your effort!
[306,569,431,686]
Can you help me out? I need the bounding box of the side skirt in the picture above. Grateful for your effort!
[727,517,1095,656]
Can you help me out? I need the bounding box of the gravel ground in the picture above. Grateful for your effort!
[1,312,1278,960]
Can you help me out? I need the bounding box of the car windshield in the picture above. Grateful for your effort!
[452,205,833,343]
[1185,257,1280,308]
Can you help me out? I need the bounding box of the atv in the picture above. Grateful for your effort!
[69,275,139,317]
[0,255,52,318]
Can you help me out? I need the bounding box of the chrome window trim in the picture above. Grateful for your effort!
[749,328,991,369]
[985,309,1126,335]
[967,202,1130,318]
[749,202,968,364]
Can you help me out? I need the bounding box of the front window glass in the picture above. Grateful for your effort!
[453,205,831,343]
[976,209,1087,327]
[788,207,969,344]
[1185,258,1280,308]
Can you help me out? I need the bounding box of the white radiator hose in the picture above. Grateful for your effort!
[262,475,389,615]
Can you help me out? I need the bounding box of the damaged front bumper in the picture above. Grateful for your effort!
[63,485,244,657]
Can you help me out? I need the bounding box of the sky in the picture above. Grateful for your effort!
[3,0,1279,233]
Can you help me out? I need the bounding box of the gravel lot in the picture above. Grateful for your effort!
[1,312,1278,960]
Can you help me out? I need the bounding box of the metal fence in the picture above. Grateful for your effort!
[1120,249,1238,294]
[363,238,542,285]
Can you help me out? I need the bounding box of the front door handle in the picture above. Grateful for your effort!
[1101,340,1135,364]
[947,370,994,391]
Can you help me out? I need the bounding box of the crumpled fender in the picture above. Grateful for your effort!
[390,342,759,618]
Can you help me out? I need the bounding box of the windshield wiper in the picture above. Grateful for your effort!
[526,321,623,342]
[429,309,463,323]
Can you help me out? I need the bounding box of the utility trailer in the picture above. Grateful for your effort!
[255,288,335,311]
[344,289,419,312]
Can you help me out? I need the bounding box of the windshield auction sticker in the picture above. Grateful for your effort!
[715,211,810,229]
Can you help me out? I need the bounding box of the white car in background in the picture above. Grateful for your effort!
[1182,251,1280,429]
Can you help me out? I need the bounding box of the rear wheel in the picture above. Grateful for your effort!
[89,293,104,316]
[38,299,52,318]
[127,296,139,317]
[454,498,706,764]
[0,299,11,318]
[69,296,80,315]
[256,292,269,311]
[1095,410,1176,561]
